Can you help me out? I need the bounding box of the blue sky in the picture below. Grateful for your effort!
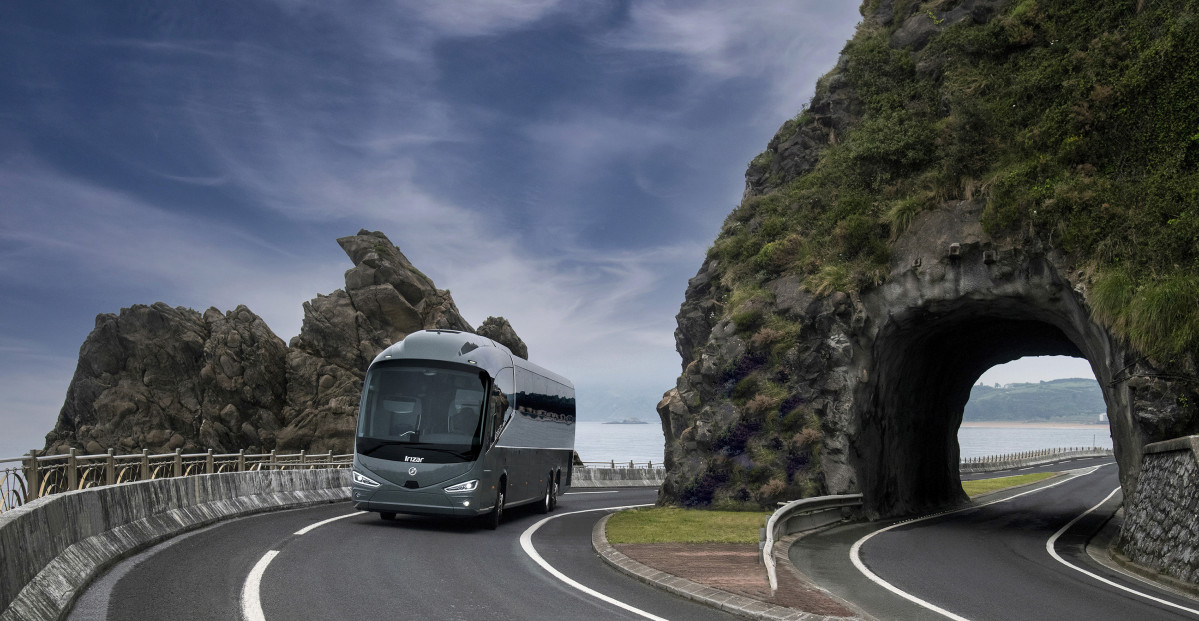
[0,2,1093,459]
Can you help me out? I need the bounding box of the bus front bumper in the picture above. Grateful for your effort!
[352,487,492,518]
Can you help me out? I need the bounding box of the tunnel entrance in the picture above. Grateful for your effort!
[959,356,1109,460]
[852,296,1119,517]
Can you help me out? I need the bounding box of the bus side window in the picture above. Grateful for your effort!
[490,368,514,444]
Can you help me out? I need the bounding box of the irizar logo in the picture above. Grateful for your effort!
[404,456,425,463]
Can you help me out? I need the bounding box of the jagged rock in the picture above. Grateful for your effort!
[45,230,525,457]
[44,303,287,454]
[476,316,528,359]
[278,230,472,452]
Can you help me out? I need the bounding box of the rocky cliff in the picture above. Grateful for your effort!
[658,0,1199,516]
[44,230,527,455]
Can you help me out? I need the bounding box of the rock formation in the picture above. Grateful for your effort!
[658,0,1199,517]
[43,303,287,454]
[44,230,525,455]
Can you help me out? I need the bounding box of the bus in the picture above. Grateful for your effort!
[351,329,575,528]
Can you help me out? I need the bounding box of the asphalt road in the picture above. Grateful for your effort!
[69,487,739,621]
[792,458,1199,620]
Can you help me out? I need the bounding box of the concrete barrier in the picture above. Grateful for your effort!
[0,469,349,621]
[570,467,666,488]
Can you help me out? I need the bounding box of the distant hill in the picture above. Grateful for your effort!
[964,378,1106,423]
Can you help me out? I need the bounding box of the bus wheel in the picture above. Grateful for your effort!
[539,479,552,514]
[488,488,504,530]
[380,512,396,521]
[549,477,558,512]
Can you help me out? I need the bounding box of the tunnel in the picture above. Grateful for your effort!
[851,294,1119,518]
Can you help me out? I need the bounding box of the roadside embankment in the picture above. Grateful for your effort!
[0,469,349,621]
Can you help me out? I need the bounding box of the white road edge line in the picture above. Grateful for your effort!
[1046,487,1199,617]
[241,549,279,621]
[520,504,667,621]
[294,512,359,535]
[849,465,1106,621]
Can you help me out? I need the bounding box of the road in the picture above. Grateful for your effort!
[792,457,1199,620]
[69,487,739,621]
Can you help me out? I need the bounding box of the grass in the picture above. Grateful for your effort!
[612,473,1059,542]
[961,472,1057,498]
[605,507,773,544]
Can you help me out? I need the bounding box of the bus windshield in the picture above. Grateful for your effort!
[356,363,487,462]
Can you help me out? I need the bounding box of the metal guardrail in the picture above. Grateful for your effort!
[761,494,863,592]
[958,446,1113,473]
[578,460,659,469]
[0,448,352,514]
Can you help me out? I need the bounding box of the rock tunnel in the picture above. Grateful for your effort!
[853,295,1115,517]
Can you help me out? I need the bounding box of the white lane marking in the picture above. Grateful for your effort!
[520,504,667,621]
[241,549,279,621]
[564,491,619,495]
[293,512,359,535]
[1046,487,1199,617]
[850,465,1106,621]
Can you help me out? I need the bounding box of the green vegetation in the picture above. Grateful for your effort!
[961,472,1057,498]
[964,378,1106,423]
[605,507,773,544]
[707,0,1199,360]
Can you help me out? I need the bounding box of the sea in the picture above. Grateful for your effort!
[573,420,1114,465]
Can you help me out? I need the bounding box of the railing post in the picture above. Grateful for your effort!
[610,459,615,468]
[141,449,150,480]
[327,450,333,468]
[24,449,40,501]
[105,448,116,486]
[174,448,183,478]
[270,449,277,471]
[238,449,246,472]
[67,448,78,491]
[300,449,307,470]
[206,449,214,474]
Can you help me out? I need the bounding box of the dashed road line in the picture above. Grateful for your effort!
[241,550,278,621]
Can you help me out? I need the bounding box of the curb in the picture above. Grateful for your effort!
[591,513,857,620]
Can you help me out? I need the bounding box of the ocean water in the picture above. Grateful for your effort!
[574,421,665,465]
[573,420,1114,464]
[957,425,1112,459]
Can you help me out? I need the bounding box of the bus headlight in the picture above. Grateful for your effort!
[353,470,382,488]
[444,480,478,493]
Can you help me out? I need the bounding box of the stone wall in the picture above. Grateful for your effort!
[1120,436,1199,585]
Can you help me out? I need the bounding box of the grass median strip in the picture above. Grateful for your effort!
[961,472,1058,498]
[606,507,772,544]
[608,473,1058,544]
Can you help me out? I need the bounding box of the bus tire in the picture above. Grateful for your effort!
[488,487,504,530]
[539,479,552,514]
[549,476,558,512]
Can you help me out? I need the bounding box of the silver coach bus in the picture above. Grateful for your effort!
[351,329,575,529]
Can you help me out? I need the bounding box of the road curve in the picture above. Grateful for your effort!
[69,488,740,621]
[792,458,1199,621]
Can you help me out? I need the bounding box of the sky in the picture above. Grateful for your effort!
[0,2,1096,460]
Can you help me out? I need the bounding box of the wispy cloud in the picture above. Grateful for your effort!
[0,161,346,339]
[607,0,861,119]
